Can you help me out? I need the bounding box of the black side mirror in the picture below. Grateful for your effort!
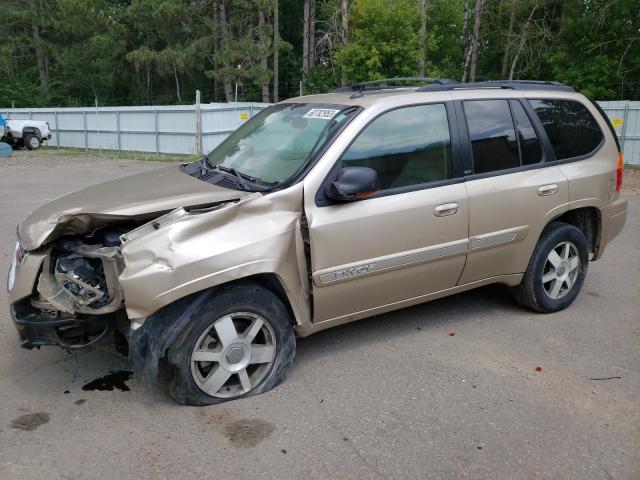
[327,167,378,202]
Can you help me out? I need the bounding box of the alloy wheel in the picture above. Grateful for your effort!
[542,241,580,300]
[190,312,276,398]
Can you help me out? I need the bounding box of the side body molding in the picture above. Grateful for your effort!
[314,239,469,286]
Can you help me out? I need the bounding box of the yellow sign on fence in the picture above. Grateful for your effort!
[240,113,249,120]
[612,118,624,127]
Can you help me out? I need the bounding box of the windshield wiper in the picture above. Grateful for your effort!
[218,165,253,191]
[199,154,214,175]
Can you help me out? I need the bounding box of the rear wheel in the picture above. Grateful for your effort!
[511,222,589,313]
[24,133,41,150]
[167,283,296,405]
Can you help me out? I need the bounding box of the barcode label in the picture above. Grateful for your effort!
[303,108,340,120]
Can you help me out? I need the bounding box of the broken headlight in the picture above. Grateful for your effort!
[36,238,125,315]
[7,240,25,293]
[55,253,108,306]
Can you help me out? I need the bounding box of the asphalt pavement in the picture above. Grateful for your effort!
[0,150,638,479]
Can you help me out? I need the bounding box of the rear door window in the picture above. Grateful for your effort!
[529,99,603,160]
[511,101,542,165]
[463,100,520,174]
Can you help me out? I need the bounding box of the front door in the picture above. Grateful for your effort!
[305,102,470,323]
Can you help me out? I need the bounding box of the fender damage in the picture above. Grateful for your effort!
[10,176,310,383]
[121,184,310,383]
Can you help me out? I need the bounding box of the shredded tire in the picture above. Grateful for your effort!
[166,282,296,406]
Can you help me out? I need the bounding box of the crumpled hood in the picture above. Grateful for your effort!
[18,165,247,250]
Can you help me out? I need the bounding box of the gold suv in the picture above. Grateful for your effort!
[7,79,628,405]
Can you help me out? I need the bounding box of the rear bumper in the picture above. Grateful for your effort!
[594,197,627,260]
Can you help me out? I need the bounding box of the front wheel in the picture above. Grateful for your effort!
[167,283,296,405]
[511,222,589,313]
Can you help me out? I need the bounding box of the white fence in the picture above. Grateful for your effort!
[1,100,638,164]
[599,101,640,166]
[0,102,268,155]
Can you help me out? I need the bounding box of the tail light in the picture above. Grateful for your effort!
[616,151,624,192]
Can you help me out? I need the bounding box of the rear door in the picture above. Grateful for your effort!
[457,97,570,284]
[304,102,470,323]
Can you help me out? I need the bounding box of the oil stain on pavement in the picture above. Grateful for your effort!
[197,408,276,448]
[223,418,275,448]
[82,370,133,392]
[11,412,50,431]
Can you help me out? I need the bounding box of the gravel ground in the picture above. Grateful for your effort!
[0,149,639,480]
[622,166,640,196]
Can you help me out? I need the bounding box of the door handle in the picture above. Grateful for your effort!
[434,203,459,217]
[537,184,559,196]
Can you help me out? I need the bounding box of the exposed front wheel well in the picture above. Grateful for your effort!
[551,207,600,254]
[241,274,298,326]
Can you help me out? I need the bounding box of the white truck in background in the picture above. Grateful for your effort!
[0,113,52,150]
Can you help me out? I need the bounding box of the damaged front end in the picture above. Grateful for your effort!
[9,177,310,394]
[9,164,251,352]
[10,228,130,352]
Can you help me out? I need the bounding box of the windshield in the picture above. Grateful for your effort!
[205,103,356,185]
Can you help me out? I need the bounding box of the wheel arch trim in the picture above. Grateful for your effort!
[548,205,601,257]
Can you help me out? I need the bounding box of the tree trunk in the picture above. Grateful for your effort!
[309,0,316,66]
[462,41,473,82]
[30,0,48,92]
[213,0,219,102]
[418,0,430,77]
[303,0,310,73]
[302,0,316,74]
[509,2,538,80]
[259,10,269,103]
[146,65,151,104]
[173,60,181,102]
[273,0,279,102]
[501,0,518,78]
[340,0,348,86]
[219,0,233,102]
[460,0,470,73]
[469,0,484,82]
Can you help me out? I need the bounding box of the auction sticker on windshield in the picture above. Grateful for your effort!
[303,108,341,120]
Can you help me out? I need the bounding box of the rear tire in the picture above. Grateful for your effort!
[167,283,296,406]
[24,133,41,150]
[511,222,589,313]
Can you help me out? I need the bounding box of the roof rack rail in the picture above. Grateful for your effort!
[333,77,455,98]
[416,80,574,92]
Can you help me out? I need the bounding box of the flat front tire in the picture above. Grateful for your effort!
[511,222,589,313]
[167,283,296,406]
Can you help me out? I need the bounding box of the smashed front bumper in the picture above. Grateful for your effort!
[10,300,112,352]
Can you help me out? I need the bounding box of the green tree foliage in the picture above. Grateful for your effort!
[548,0,640,99]
[335,0,420,82]
[0,0,638,108]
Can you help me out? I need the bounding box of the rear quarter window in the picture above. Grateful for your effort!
[529,99,603,160]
